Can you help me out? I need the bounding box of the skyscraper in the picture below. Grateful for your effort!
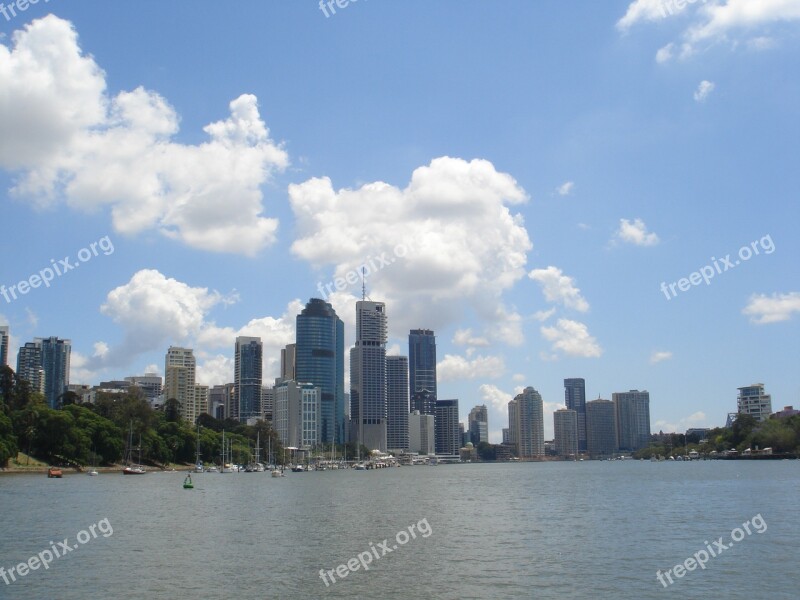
[737,384,772,422]
[408,410,435,455]
[295,299,345,445]
[165,347,197,424]
[554,408,578,457]
[508,397,519,452]
[274,380,321,450]
[613,390,651,452]
[350,301,388,451]
[386,355,409,452]
[38,337,71,409]
[409,329,437,415]
[234,337,263,423]
[280,343,296,383]
[16,342,45,395]
[435,399,460,455]
[209,383,234,420]
[586,399,618,458]
[516,387,544,458]
[0,325,8,367]
[468,404,488,445]
[564,378,587,453]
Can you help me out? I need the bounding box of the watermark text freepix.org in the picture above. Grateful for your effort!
[660,234,774,300]
[1,235,114,304]
[656,513,767,588]
[318,0,366,18]
[316,242,409,300]
[1,518,113,585]
[319,518,432,586]
[1,0,50,23]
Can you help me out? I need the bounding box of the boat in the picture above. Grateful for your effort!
[206,465,219,473]
[353,463,367,471]
[271,468,284,478]
[122,423,147,475]
[47,467,62,478]
[88,468,99,476]
[183,474,194,489]
[291,464,305,473]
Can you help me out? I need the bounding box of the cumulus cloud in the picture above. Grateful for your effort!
[650,350,673,364]
[557,181,575,196]
[529,266,590,312]
[743,292,800,324]
[453,328,490,347]
[289,156,532,338]
[654,411,707,434]
[437,353,506,382]
[615,218,660,246]
[479,383,514,413]
[540,319,603,358]
[618,0,800,60]
[694,80,716,102]
[0,16,288,256]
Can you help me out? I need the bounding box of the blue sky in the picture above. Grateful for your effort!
[1,0,798,441]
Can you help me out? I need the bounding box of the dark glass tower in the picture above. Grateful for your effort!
[296,299,345,445]
[386,356,409,451]
[409,329,436,415]
[564,378,587,453]
[234,337,262,422]
[39,337,71,409]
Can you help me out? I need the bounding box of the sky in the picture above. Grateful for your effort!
[1,0,798,442]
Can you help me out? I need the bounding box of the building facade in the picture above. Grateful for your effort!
[468,404,489,445]
[350,301,388,451]
[0,325,8,367]
[516,387,544,458]
[165,347,197,424]
[737,384,772,422]
[295,299,345,445]
[234,337,263,423]
[36,337,71,409]
[586,399,618,458]
[386,355,409,452]
[274,380,321,450]
[409,329,437,415]
[124,374,163,404]
[16,341,45,395]
[554,408,579,457]
[435,398,460,455]
[408,411,435,455]
[209,383,234,420]
[613,390,651,452]
[564,378,587,453]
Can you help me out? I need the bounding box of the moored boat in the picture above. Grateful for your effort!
[47,467,62,478]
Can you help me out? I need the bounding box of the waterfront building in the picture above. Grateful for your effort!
[165,347,197,424]
[508,397,519,452]
[435,399,460,455]
[124,374,163,404]
[0,325,8,367]
[350,301,388,451]
[386,355,409,452]
[408,410,435,455]
[516,387,544,458]
[586,399,618,458]
[296,299,345,444]
[16,341,45,395]
[468,404,488,445]
[209,383,234,420]
[409,329,436,415]
[234,337,263,423]
[737,384,772,422]
[274,380,321,450]
[554,409,578,457]
[613,390,651,452]
[37,337,71,409]
[564,378,587,453]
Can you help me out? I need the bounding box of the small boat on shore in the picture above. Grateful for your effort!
[47,467,62,478]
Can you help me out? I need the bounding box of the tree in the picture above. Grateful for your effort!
[0,411,18,467]
[164,398,181,423]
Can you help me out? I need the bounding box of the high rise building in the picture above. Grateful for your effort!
[234,337,263,423]
[280,344,296,383]
[409,329,437,415]
[350,301,388,451]
[194,385,209,421]
[274,380,321,450]
[737,384,772,422]
[554,408,578,457]
[408,410,435,455]
[386,356,409,452]
[0,325,8,367]
[502,428,510,444]
[515,387,544,458]
[295,299,345,445]
[613,390,651,452]
[124,374,163,404]
[586,399,618,458]
[468,404,488,445]
[209,383,234,420]
[16,342,45,395]
[38,337,71,409]
[261,386,274,422]
[508,397,519,452]
[564,378,587,453]
[165,347,197,424]
[435,399,460,455]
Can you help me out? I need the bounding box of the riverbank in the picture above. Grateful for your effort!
[0,453,193,475]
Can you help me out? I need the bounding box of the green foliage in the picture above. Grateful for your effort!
[476,441,497,461]
[0,410,18,466]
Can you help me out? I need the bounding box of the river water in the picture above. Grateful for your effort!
[1,461,798,599]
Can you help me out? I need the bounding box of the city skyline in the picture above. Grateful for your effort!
[1,4,798,444]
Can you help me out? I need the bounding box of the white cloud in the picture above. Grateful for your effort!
[512,373,526,383]
[479,383,513,413]
[453,328,490,347]
[654,411,708,434]
[437,353,505,382]
[650,350,673,364]
[0,16,288,256]
[615,218,660,246]
[694,80,716,102]
[289,156,532,339]
[529,266,590,312]
[743,292,800,324]
[532,308,557,322]
[540,319,603,358]
[618,0,800,59]
[656,43,675,63]
[557,181,575,196]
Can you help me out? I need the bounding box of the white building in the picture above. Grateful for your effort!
[737,384,773,422]
[164,347,197,424]
[408,410,435,455]
[274,380,321,450]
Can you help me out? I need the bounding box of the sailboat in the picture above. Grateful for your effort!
[88,444,99,476]
[122,423,146,475]
[193,424,204,473]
